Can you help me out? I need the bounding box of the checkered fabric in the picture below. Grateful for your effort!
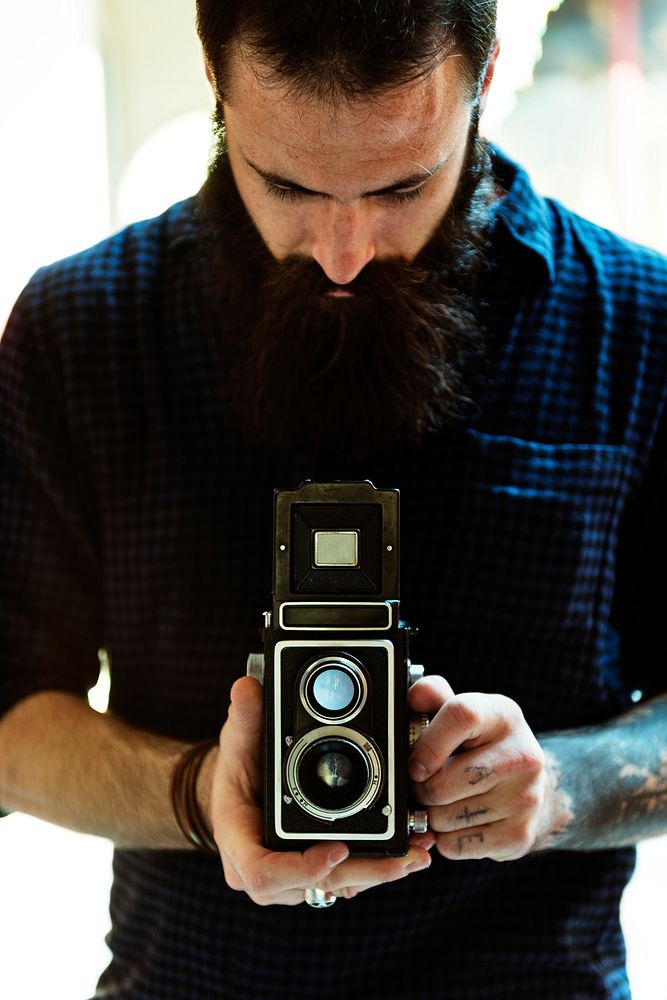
[1,149,666,999]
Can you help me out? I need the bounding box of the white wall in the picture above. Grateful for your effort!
[0,0,110,328]
[98,0,211,223]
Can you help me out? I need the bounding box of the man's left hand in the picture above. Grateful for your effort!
[408,676,555,861]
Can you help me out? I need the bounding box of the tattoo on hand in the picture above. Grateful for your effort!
[464,765,494,786]
[456,805,489,825]
[456,832,484,855]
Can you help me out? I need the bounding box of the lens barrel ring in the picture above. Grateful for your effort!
[285,725,383,821]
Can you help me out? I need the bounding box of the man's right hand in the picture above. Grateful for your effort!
[210,676,434,906]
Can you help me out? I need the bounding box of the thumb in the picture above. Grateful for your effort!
[221,675,264,757]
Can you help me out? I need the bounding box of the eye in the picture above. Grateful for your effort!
[381,185,426,205]
[263,179,426,205]
[264,181,309,203]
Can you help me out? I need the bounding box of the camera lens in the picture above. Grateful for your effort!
[298,738,370,813]
[300,656,367,723]
[316,749,353,788]
[304,740,368,809]
[285,726,384,821]
[313,668,355,713]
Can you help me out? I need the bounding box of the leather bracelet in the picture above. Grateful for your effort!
[170,738,219,854]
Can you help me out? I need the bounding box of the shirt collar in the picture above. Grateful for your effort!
[489,146,556,283]
[167,197,202,251]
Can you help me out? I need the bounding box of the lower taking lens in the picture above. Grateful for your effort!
[316,750,353,789]
[298,738,369,812]
[285,727,384,820]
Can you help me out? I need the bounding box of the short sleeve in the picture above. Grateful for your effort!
[0,277,102,723]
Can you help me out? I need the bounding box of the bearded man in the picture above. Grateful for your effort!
[1,2,666,999]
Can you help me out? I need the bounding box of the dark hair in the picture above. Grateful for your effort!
[196,0,497,102]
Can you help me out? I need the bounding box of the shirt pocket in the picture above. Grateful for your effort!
[441,429,635,641]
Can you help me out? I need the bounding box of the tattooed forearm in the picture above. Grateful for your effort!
[618,754,667,827]
[536,694,667,851]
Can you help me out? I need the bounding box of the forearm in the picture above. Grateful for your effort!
[537,693,667,851]
[0,690,218,848]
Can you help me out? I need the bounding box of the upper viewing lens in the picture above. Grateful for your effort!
[300,656,368,722]
[312,668,356,713]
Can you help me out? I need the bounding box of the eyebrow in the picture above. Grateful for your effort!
[245,155,448,200]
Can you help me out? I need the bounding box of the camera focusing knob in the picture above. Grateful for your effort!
[408,810,429,835]
[407,662,425,686]
[409,714,430,750]
[246,652,265,685]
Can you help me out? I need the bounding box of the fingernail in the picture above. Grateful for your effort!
[410,760,428,781]
[404,858,431,874]
[401,850,431,874]
[328,848,348,867]
[400,849,429,870]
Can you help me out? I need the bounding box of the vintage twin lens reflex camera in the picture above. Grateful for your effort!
[247,481,428,857]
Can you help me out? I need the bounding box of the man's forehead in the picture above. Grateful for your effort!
[223,47,469,184]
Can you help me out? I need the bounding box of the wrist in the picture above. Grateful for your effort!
[532,745,575,852]
[170,739,219,853]
[196,742,219,840]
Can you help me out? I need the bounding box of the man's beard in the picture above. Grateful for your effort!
[197,106,494,459]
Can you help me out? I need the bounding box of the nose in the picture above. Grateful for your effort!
[309,201,376,285]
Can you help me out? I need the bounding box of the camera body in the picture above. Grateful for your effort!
[248,481,427,857]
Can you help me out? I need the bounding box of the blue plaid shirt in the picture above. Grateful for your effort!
[1,149,666,999]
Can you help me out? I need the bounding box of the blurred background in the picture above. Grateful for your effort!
[1,1,666,997]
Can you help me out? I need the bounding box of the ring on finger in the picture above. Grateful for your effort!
[304,887,337,908]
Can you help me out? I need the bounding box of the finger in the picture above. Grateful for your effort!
[409,692,513,782]
[435,817,537,863]
[413,745,500,806]
[224,834,350,898]
[222,676,264,757]
[409,830,436,852]
[266,889,315,907]
[256,843,434,904]
[242,885,333,908]
[425,793,501,833]
[435,823,496,861]
[213,676,265,869]
[250,846,433,906]
[407,675,455,714]
[322,845,432,895]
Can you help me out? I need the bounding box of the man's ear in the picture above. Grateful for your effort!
[479,39,500,113]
